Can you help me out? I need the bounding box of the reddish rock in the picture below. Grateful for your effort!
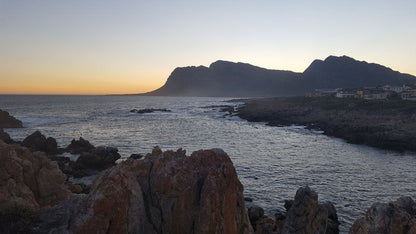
[36,148,253,234]
[0,141,71,209]
[0,109,22,128]
[349,197,416,234]
[281,186,339,234]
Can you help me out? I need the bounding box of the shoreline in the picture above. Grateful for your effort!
[235,96,416,153]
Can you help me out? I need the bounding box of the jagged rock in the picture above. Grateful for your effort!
[36,148,253,234]
[129,153,143,160]
[349,196,416,234]
[281,186,339,234]
[75,146,120,171]
[65,137,95,154]
[0,109,22,128]
[22,131,58,155]
[0,141,71,209]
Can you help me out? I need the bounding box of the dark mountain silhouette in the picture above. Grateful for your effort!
[302,55,416,89]
[142,56,416,97]
[146,61,301,97]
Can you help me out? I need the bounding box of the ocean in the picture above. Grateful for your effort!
[1,95,415,233]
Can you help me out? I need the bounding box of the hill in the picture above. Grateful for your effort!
[142,56,416,97]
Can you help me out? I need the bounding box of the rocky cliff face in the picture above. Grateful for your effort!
[349,197,416,234]
[35,148,253,234]
[0,141,71,210]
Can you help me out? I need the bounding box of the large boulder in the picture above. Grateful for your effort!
[0,109,22,128]
[0,141,71,209]
[65,137,95,154]
[22,131,58,155]
[349,196,416,234]
[35,148,253,234]
[74,146,121,171]
[281,186,339,234]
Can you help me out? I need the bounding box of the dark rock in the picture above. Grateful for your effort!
[249,206,265,225]
[349,196,416,234]
[21,131,58,155]
[35,148,253,234]
[284,199,294,211]
[245,197,253,202]
[274,209,286,221]
[75,146,120,171]
[131,108,171,114]
[129,153,143,160]
[0,109,22,128]
[65,137,95,154]
[0,129,13,144]
[281,186,339,234]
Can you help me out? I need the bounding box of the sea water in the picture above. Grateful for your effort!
[1,95,415,233]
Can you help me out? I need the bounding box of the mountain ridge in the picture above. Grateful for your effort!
[141,55,416,97]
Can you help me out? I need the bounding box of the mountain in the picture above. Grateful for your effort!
[145,61,301,97]
[142,56,416,97]
[302,55,416,89]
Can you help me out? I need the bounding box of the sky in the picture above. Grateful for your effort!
[1,0,415,94]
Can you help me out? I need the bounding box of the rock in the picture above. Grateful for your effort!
[281,186,339,234]
[65,137,95,154]
[284,199,294,211]
[249,206,265,225]
[36,148,253,234]
[75,146,120,171]
[245,197,254,202]
[0,141,71,209]
[131,108,171,114]
[0,129,13,144]
[21,131,58,155]
[0,109,22,128]
[129,153,143,160]
[349,196,416,234]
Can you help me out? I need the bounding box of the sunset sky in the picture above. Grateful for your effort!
[1,0,415,94]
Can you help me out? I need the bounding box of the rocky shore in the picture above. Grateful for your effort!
[1,109,415,233]
[236,97,416,152]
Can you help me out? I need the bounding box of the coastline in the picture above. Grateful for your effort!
[236,96,416,153]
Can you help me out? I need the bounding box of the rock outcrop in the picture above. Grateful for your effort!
[22,131,59,155]
[65,137,95,154]
[281,186,339,234]
[35,148,253,234]
[350,196,416,234]
[250,186,339,234]
[0,141,71,209]
[0,109,22,128]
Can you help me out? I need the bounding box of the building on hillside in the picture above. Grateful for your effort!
[401,89,416,101]
[362,90,394,100]
[335,89,356,98]
[381,85,411,93]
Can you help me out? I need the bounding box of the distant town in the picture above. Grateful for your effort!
[306,84,416,101]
